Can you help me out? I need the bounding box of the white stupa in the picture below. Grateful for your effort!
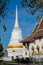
[8,5,23,46]
[7,5,26,59]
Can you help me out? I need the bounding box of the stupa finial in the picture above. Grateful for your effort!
[14,5,19,27]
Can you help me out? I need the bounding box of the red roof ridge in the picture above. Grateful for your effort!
[34,29,43,34]
[32,23,39,34]
[37,19,43,29]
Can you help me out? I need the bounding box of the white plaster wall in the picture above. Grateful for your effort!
[29,38,43,57]
[7,48,27,59]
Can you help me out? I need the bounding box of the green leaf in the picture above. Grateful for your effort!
[0,38,1,42]
[3,24,7,32]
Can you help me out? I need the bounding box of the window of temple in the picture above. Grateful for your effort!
[25,52,27,55]
[16,56,18,59]
[27,43,29,50]
[25,43,29,50]
[36,45,40,53]
[39,37,41,41]
[31,46,34,53]
[42,44,43,49]
[26,43,27,47]
[11,56,14,60]
[23,43,25,46]
[12,50,15,52]
[31,46,35,55]
[34,40,36,44]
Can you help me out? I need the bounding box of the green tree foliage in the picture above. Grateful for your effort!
[0,43,4,57]
[0,0,10,32]
[3,24,7,32]
[0,0,10,45]
[0,38,1,42]
[21,0,43,19]
[0,0,9,18]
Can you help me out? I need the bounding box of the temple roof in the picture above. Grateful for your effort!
[21,19,43,43]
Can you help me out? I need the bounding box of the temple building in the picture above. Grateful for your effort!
[22,19,43,58]
[3,5,43,61]
[6,5,29,59]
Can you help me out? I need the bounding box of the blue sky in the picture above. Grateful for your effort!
[0,0,41,49]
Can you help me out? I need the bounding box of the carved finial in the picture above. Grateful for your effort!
[41,18,43,21]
